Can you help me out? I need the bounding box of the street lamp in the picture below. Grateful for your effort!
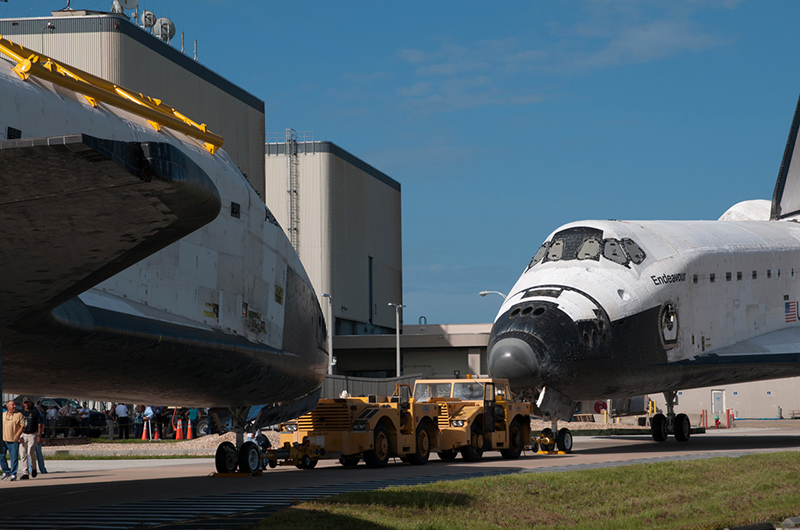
[479,290,507,299]
[388,302,405,377]
[321,293,333,375]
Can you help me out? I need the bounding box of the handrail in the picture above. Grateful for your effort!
[0,36,224,154]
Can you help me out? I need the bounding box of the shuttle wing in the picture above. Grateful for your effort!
[0,134,221,328]
[689,327,800,365]
[772,94,800,219]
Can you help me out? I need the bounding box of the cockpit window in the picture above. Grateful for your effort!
[576,237,601,260]
[527,243,550,270]
[622,238,645,264]
[526,227,646,269]
[603,239,628,264]
[547,240,564,261]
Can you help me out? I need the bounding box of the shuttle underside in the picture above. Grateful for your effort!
[0,39,327,410]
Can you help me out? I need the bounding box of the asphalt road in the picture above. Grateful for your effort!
[1,420,799,529]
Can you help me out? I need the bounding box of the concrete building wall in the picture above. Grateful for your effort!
[265,141,402,335]
[0,12,265,198]
[649,377,800,420]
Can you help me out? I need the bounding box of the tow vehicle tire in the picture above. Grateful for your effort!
[556,428,573,453]
[651,413,668,442]
[500,420,524,459]
[295,454,317,469]
[238,441,261,474]
[215,441,238,473]
[540,428,555,452]
[339,456,360,467]
[364,424,391,468]
[461,425,484,462]
[407,423,431,465]
[437,450,458,461]
[674,413,691,442]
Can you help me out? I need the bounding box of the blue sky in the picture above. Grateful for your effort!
[5,0,800,325]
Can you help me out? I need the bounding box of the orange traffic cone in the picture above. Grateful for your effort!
[186,419,194,440]
[141,421,148,441]
[154,424,160,440]
[175,419,183,440]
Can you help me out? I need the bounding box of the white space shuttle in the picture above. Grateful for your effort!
[0,37,328,459]
[488,94,800,447]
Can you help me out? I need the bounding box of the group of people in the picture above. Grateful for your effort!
[2,398,48,482]
[103,404,205,440]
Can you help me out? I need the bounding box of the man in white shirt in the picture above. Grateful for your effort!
[77,402,91,438]
[115,403,129,439]
[46,405,57,438]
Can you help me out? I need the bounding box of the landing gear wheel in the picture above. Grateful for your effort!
[674,413,691,442]
[363,424,390,468]
[437,450,458,461]
[238,441,261,474]
[500,420,523,459]
[651,413,668,443]
[556,428,573,453]
[407,423,430,465]
[540,428,555,452]
[339,456,360,467]
[461,425,484,461]
[215,441,238,473]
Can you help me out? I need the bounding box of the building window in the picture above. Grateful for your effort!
[726,272,732,282]
[693,274,698,284]
[710,273,715,283]
[768,270,772,279]
[753,271,757,280]
[737,272,742,281]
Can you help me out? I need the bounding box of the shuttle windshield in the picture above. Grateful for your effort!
[527,227,646,270]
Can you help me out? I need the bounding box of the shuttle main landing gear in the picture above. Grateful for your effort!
[651,390,691,443]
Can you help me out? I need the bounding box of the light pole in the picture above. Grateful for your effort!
[321,293,333,375]
[479,290,507,299]
[388,302,405,377]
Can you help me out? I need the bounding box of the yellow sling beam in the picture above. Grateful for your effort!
[0,36,224,155]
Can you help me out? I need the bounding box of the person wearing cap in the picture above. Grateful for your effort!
[18,398,42,480]
[2,400,24,481]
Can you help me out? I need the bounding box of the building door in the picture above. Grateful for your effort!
[711,390,725,416]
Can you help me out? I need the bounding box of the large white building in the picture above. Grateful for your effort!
[265,137,402,337]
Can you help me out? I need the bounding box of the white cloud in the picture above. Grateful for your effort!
[569,19,728,70]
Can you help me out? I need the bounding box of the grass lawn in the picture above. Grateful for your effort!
[255,451,800,530]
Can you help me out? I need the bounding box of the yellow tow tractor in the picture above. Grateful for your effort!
[276,384,441,469]
[412,377,534,461]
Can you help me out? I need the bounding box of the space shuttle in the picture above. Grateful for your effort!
[488,93,800,445]
[0,37,328,453]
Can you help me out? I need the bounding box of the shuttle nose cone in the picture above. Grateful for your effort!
[488,337,539,389]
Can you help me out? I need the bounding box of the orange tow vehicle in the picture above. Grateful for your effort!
[412,377,533,461]
[277,384,440,469]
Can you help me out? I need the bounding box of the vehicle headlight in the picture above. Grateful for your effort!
[285,424,298,432]
[353,422,368,431]
[451,420,465,427]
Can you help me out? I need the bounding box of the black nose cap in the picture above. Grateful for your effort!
[488,337,539,390]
